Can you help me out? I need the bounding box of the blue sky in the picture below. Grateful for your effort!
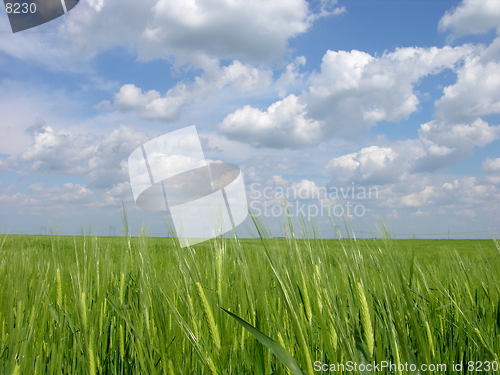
[0,0,499,239]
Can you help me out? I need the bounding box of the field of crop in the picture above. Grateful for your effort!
[0,219,499,374]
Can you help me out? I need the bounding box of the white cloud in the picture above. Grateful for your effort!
[275,56,307,97]
[390,175,499,214]
[85,125,149,188]
[420,118,500,149]
[195,131,268,164]
[216,25,497,193]
[102,182,134,206]
[0,0,343,70]
[435,56,500,122]
[219,94,323,148]
[305,46,472,137]
[111,84,187,121]
[325,112,500,185]
[0,183,95,209]
[413,118,500,171]
[482,157,500,185]
[241,154,302,184]
[387,210,401,220]
[105,61,272,121]
[440,176,498,206]
[0,0,158,71]
[0,180,136,212]
[0,123,148,189]
[290,179,322,200]
[438,0,500,37]
[324,117,500,184]
[0,121,96,175]
[399,186,436,208]
[0,22,68,70]
[139,0,342,65]
[324,116,499,187]
[455,208,477,218]
[266,175,291,187]
[247,156,298,173]
[1,0,499,235]
[0,82,86,155]
[220,45,472,148]
[410,210,431,217]
[322,150,500,220]
[482,157,500,173]
[325,144,421,185]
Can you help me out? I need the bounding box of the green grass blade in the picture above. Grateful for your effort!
[218,305,304,375]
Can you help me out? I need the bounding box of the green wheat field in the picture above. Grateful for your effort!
[0,217,499,374]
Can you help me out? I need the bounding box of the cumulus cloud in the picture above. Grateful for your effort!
[438,118,499,148]
[246,155,500,225]
[444,179,498,217]
[387,174,499,215]
[220,45,473,148]
[413,118,500,172]
[482,157,500,185]
[253,159,500,221]
[326,146,401,185]
[387,210,401,220]
[290,179,322,200]
[85,126,149,188]
[102,182,134,206]
[275,56,307,97]
[440,176,498,206]
[435,55,500,123]
[0,181,136,212]
[249,175,324,203]
[139,0,342,65]
[1,0,498,232]
[219,94,323,148]
[0,120,96,175]
[455,208,477,218]
[325,117,500,185]
[106,84,185,121]
[482,157,500,174]
[0,123,148,189]
[0,0,343,70]
[0,83,86,155]
[246,156,298,173]
[0,183,95,210]
[0,0,156,71]
[438,0,500,37]
[103,61,272,120]
[305,45,473,136]
[399,186,436,208]
[410,210,431,217]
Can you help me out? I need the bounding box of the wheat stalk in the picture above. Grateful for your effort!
[119,323,125,361]
[88,329,96,375]
[425,321,434,357]
[356,282,374,357]
[56,268,62,308]
[195,282,221,353]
